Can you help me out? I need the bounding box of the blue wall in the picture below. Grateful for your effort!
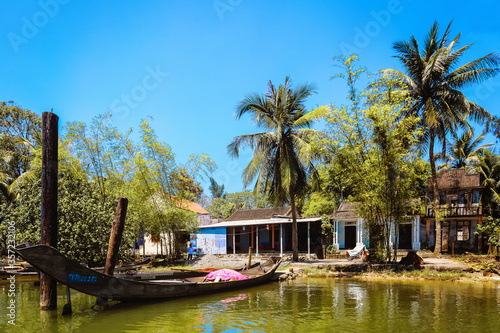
[197,227,227,254]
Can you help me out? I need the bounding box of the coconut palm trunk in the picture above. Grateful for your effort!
[290,190,299,262]
[429,129,442,253]
[228,77,327,262]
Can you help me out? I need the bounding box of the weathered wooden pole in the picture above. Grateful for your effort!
[104,197,128,276]
[61,285,72,316]
[40,111,58,310]
[247,246,252,270]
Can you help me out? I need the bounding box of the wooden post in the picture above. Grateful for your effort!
[256,226,259,256]
[40,111,58,310]
[426,219,430,249]
[247,246,252,270]
[280,223,283,257]
[272,224,275,249]
[142,232,145,257]
[307,222,310,260]
[478,217,483,253]
[62,285,72,316]
[104,197,128,276]
[251,225,254,249]
[232,227,236,254]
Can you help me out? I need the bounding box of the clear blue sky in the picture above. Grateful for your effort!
[1,1,499,194]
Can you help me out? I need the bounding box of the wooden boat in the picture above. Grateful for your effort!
[92,257,151,273]
[0,269,39,281]
[0,260,252,283]
[0,262,39,281]
[15,245,282,302]
[118,262,261,281]
[0,267,208,282]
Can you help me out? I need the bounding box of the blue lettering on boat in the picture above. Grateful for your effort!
[67,273,97,283]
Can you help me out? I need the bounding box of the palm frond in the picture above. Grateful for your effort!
[293,105,330,128]
[226,132,271,158]
[229,77,324,206]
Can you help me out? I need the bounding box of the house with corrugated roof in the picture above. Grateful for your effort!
[195,206,324,258]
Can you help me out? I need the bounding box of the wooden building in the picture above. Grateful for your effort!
[196,207,324,258]
[423,168,483,252]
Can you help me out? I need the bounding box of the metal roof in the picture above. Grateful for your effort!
[198,216,322,229]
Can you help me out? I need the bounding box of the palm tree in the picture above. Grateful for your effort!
[228,77,327,261]
[438,129,493,170]
[0,135,39,202]
[475,150,500,216]
[381,21,499,253]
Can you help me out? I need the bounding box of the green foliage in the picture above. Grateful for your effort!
[473,150,500,216]
[206,190,270,219]
[325,244,338,254]
[209,177,225,198]
[65,113,128,201]
[171,167,203,200]
[0,101,42,202]
[476,216,500,248]
[385,269,469,281]
[320,215,337,252]
[228,77,326,205]
[0,109,217,260]
[488,116,500,141]
[320,215,332,237]
[301,167,339,216]
[65,114,217,256]
[145,192,198,238]
[438,129,493,170]
[311,55,428,263]
[0,172,134,266]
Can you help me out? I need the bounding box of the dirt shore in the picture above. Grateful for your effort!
[180,252,500,283]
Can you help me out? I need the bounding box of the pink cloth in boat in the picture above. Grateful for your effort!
[204,269,250,281]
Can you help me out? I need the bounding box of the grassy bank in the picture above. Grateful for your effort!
[298,267,500,283]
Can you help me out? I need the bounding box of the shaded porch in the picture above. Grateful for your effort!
[223,218,324,258]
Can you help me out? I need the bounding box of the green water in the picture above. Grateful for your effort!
[1,278,499,333]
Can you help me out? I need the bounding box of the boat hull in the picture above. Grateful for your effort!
[15,245,281,302]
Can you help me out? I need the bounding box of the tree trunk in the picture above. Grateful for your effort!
[104,197,128,276]
[430,131,442,254]
[290,192,299,262]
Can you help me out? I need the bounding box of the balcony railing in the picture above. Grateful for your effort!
[426,205,482,218]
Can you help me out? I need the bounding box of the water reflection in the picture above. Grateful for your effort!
[1,279,500,332]
[219,293,248,304]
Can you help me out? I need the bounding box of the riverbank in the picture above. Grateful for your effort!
[169,252,500,284]
[284,253,500,283]
[292,266,500,283]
